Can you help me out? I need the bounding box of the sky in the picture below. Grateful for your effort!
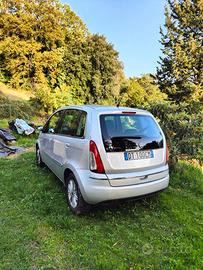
[62,0,167,77]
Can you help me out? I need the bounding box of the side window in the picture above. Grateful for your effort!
[44,111,64,134]
[76,111,86,137]
[60,109,86,138]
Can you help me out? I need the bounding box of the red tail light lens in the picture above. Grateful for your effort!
[166,144,169,164]
[89,140,105,174]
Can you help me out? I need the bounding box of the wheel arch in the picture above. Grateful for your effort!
[63,165,86,199]
[36,139,41,150]
[64,168,74,184]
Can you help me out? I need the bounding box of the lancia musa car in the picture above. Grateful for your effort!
[36,105,169,214]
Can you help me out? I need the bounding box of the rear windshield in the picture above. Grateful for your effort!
[100,114,163,152]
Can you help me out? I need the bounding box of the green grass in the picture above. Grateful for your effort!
[13,132,38,148]
[0,119,8,128]
[0,148,202,270]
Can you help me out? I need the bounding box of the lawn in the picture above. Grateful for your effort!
[0,136,202,269]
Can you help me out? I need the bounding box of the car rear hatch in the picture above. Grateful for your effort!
[100,111,167,185]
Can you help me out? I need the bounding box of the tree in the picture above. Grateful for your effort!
[0,0,64,87]
[157,0,203,103]
[0,1,124,110]
[63,34,124,104]
[86,34,124,104]
[149,101,203,165]
[119,74,167,108]
[0,0,88,111]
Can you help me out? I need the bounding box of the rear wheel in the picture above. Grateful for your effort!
[65,173,90,214]
[36,146,45,167]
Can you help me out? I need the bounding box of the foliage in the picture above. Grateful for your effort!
[63,34,124,105]
[157,0,203,103]
[0,1,124,110]
[33,83,73,113]
[149,101,203,165]
[0,0,88,109]
[1,0,63,87]
[0,0,202,166]
[0,94,35,119]
[119,74,167,107]
[0,151,202,269]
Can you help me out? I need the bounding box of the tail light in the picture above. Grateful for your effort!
[89,140,105,174]
[166,144,169,164]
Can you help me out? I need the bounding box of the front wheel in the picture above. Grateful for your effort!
[65,173,90,215]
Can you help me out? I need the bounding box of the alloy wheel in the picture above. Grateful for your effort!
[67,179,78,208]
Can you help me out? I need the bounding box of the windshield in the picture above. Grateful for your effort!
[100,114,163,152]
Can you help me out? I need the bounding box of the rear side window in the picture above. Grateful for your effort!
[100,114,163,152]
[60,109,86,138]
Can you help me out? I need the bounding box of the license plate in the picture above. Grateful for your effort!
[124,150,154,161]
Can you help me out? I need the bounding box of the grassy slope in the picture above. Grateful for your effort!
[0,149,202,270]
[0,82,33,101]
[0,83,45,122]
[0,84,45,147]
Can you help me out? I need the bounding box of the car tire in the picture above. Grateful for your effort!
[36,146,45,168]
[65,173,90,215]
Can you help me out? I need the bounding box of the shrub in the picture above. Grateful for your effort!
[148,101,203,166]
[0,95,36,120]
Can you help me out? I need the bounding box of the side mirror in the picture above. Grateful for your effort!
[48,128,54,134]
[37,126,43,131]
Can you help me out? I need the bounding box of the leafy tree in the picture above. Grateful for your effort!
[157,0,203,103]
[149,101,203,165]
[86,34,124,104]
[63,34,124,104]
[0,1,124,110]
[119,74,167,107]
[1,0,63,87]
[0,0,88,111]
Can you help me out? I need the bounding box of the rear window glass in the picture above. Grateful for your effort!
[100,114,163,152]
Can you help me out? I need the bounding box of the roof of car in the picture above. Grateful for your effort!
[59,104,148,113]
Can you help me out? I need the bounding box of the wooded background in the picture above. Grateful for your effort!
[0,0,202,164]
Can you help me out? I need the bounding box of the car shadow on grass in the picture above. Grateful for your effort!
[42,165,163,218]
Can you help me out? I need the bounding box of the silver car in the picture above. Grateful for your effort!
[36,105,169,214]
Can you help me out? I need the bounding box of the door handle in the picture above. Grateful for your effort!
[140,175,148,180]
[65,143,70,148]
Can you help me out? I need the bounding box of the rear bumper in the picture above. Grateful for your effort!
[76,169,169,204]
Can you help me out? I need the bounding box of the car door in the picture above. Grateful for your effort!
[39,110,64,169]
[51,109,88,180]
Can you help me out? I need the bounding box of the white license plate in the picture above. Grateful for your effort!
[124,150,154,161]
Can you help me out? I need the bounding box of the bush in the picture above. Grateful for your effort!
[148,101,203,166]
[0,95,36,120]
[32,83,73,113]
